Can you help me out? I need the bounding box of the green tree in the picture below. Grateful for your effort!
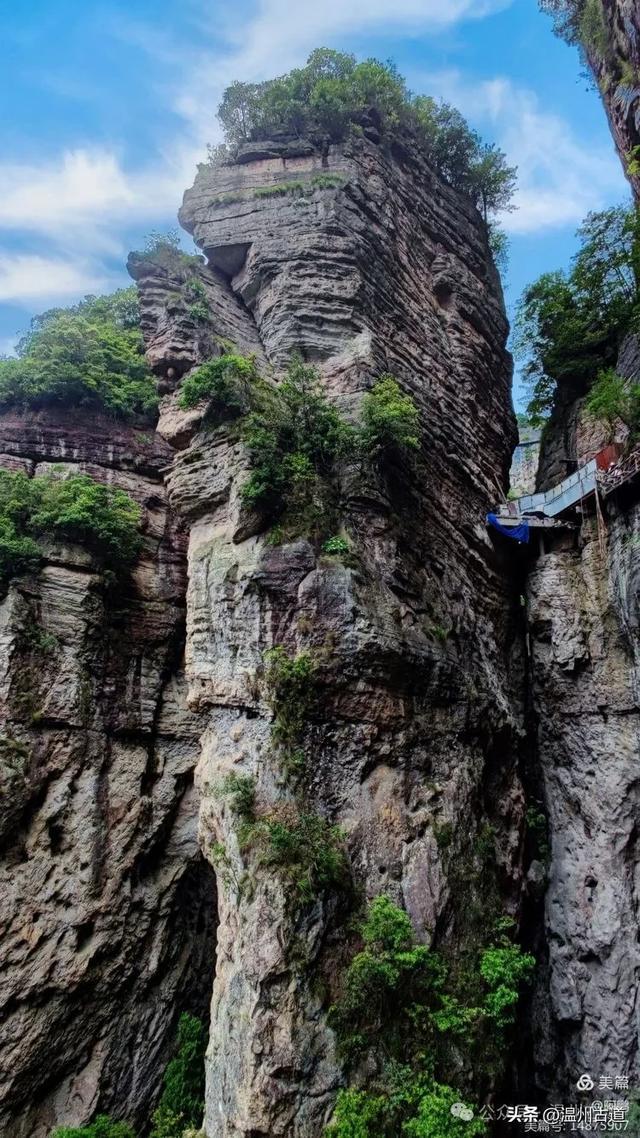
[241,354,354,530]
[178,354,258,414]
[0,470,142,591]
[403,1085,487,1138]
[31,474,142,565]
[327,897,534,1135]
[215,51,517,221]
[361,376,421,457]
[0,291,156,419]
[514,205,640,423]
[468,143,518,223]
[149,1014,207,1138]
[585,367,640,437]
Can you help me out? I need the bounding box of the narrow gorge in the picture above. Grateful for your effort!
[1,11,640,1137]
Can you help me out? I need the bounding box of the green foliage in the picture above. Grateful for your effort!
[254,806,348,904]
[0,289,156,420]
[329,895,446,1063]
[325,1069,486,1138]
[178,354,258,414]
[149,1014,207,1138]
[329,896,534,1124]
[216,49,516,218]
[514,205,640,423]
[218,772,347,904]
[526,805,550,862]
[0,470,141,590]
[539,0,588,46]
[51,1116,136,1138]
[479,945,535,1028]
[327,892,532,1069]
[184,278,207,301]
[488,224,510,272]
[430,625,448,644]
[578,0,608,56]
[326,1089,389,1137]
[322,535,351,558]
[139,230,200,273]
[254,181,305,198]
[264,646,316,758]
[219,772,257,825]
[188,302,210,324]
[403,1084,487,1138]
[628,146,640,178]
[241,354,355,535]
[253,174,345,200]
[31,474,142,565]
[585,367,640,437]
[361,376,421,457]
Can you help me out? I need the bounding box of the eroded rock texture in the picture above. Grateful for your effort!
[0,410,216,1137]
[132,134,525,1136]
[586,0,640,202]
[528,339,640,1093]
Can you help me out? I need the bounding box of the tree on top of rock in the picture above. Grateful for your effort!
[213,48,517,223]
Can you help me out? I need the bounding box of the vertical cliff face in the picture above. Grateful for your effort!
[131,133,524,1135]
[0,411,216,1136]
[579,0,640,201]
[527,335,640,1093]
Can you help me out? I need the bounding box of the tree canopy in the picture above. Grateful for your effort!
[514,205,640,423]
[0,288,157,420]
[0,470,142,590]
[215,49,517,221]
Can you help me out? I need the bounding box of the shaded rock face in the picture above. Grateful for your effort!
[0,409,216,1136]
[132,134,525,1135]
[528,338,640,1094]
[587,0,640,202]
[528,517,640,1092]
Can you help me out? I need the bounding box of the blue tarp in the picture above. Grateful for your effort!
[487,513,530,544]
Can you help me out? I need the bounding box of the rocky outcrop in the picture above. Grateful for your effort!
[527,334,640,1094]
[129,132,526,1135]
[0,409,216,1137]
[584,0,640,201]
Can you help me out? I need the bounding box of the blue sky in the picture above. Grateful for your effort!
[0,0,631,409]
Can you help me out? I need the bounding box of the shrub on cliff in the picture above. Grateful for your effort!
[241,354,355,534]
[51,1117,136,1138]
[178,354,258,414]
[539,0,609,60]
[0,470,142,590]
[215,49,516,220]
[0,289,156,420]
[326,896,534,1134]
[135,229,197,269]
[585,367,640,437]
[149,1014,207,1138]
[361,376,421,458]
[326,1078,487,1138]
[514,205,640,423]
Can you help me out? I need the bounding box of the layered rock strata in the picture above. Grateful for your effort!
[133,133,525,1135]
[0,409,216,1137]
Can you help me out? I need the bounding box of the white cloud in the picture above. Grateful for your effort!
[0,146,199,248]
[0,0,516,306]
[0,254,107,304]
[1,0,623,309]
[420,69,626,233]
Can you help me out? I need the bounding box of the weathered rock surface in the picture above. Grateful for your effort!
[129,133,527,1135]
[586,0,640,202]
[528,336,640,1095]
[0,409,216,1136]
